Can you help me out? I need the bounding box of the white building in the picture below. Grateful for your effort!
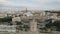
[0,14,7,18]
[0,25,16,32]
[12,17,21,22]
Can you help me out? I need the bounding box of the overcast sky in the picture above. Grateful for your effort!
[0,0,60,10]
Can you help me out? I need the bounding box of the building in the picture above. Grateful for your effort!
[45,11,60,20]
[12,17,21,22]
[0,25,16,32]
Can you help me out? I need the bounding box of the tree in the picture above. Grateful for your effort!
[53,21,60,31]
[0,16,12,22]
[45,19,53,28]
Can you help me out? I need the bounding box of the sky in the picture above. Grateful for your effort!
[0,0,60,10]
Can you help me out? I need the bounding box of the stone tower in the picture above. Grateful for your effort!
[30,19,37,32]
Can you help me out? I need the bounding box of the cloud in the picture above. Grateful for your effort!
[0,0,60,10]
[32,0,60,3]
[0,0,7,2]
[0,0,8,4]
[0,0,39,7]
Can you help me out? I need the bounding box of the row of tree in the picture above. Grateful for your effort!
[0,16,12,22]
[45,20,60,31]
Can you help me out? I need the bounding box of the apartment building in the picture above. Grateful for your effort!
[45,11,60,20]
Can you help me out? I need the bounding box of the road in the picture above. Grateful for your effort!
[15,31,60,34]
[0,31,60,34]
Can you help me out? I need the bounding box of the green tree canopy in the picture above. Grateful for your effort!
[0,16,12,22]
